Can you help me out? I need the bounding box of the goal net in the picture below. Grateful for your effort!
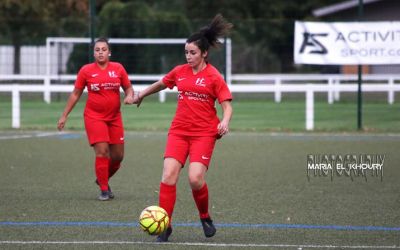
[46,37,232,85]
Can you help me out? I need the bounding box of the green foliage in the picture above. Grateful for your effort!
[67,0,192,74]
[0,0,88,73]
[0,0,88,42]
[1,0,341,74]
[183,0,339,73]
[99,1,190,73]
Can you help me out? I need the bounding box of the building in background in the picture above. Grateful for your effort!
[0,45,72,75]
[313,0,400,74]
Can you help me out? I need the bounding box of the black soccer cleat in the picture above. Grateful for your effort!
[107,186,114,199]
[98,191,110,201]
[95,179,114,199]
[201,217,216,238]
[156,226,172,242]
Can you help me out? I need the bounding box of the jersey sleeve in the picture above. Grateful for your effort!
[162,66,178,89]
[74,67,87,90]
[119,64,131,89]
[214,75,233,104]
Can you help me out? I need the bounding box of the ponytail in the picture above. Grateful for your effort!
[187,14,233,53]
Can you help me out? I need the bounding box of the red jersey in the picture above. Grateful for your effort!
[75,62,131,120]
[162,63,232,137]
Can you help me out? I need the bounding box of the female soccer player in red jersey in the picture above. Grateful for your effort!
[57,38,134,201]
[134,14,233,241]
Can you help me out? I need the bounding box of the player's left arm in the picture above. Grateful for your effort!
[123,85,134,104]
[120,65,134,105]
[217,100,233,136]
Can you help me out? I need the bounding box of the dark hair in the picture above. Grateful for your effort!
[94,37,111,51]
[186,14,233,54]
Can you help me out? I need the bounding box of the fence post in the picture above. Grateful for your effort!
[159,91,166,103]
[306,87,314,131]
[388,77,394,104]
[275,77,281,103]
[226,38,232,85]
[328,78,334,104]
[45,38,51,103]
[334,78,340,101]
[12,86,20,128]
[44,76,51,104]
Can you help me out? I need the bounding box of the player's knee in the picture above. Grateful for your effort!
[188,173,204,190]
[161,170,178,185]
[161,159,181,185]
[111,152,123,162]
[94,143,110,157]
[95,149,109,157]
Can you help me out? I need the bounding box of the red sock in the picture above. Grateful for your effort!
[192,183,210,219]
[159,182,176,223]
[95,157,109,191]
[109,160,121,179]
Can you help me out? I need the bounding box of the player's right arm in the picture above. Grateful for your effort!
[135,80,167,107]
[57,87,84,131]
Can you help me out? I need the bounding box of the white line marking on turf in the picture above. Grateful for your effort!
[0,241,399,249]
[0,132,63,140]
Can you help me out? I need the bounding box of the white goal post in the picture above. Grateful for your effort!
[45,37,232,103]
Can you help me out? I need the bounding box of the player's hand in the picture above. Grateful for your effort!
[217,120,229,137]
[124,95,134,105]
[57,116,67,131]
[133,91,143,108]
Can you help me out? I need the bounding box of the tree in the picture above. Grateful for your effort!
[67,0,192,75]
[0,0,88,74]
[0,0,340,74]
[183,0,338,73]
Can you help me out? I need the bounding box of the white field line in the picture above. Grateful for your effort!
[1,131,400,140]
[0,132,62,140]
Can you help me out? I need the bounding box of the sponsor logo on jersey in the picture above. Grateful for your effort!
[195,77,206,87]
[91,73,99,78]
[90,82,120,91]
[178,91,184,100]
[108,71,118,78]
[178,77,186,81]
[181,91,209,102]
[90,83,100,91]
[102,82,120,90]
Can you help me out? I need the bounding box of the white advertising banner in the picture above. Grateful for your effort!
[294,21,400,65]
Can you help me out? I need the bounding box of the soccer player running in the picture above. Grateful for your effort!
[57,38,134,201]
[134,14,233,242]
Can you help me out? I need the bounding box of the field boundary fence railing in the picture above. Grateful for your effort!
[42,37,232,103]
[1,73,400,130]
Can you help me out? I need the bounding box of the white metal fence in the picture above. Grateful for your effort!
[1,74,399,130]
[44,37,232,103]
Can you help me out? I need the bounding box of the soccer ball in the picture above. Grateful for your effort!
[139,206,169,235]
